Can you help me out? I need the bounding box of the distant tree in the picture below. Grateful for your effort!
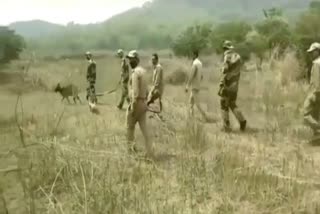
[0,27,25,64]
[263,7,283,18]
[295,5,320,81]
[171,23,212,57]
[255,16,293,54]
[209,21,252,54]
[245,30,268,70]
[309,0,320,11]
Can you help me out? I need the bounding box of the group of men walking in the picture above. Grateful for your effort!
[83,40,320,157]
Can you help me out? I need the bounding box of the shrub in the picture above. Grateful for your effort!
[0,27,25,64]
[171,23,212,57]
[210,21,252,54]
[165,68,188,85]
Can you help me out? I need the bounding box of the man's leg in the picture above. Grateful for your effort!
[229,93,247,131]
[220,96,231,132]
[138,110,153,157]
[86,85,90,101]
[189,91,195,117]
[159,96,163,112]
[192,90,207,120]
[91,84,97,103]
[126,107,137,153]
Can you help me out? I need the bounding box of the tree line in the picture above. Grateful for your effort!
[0,1,319,69]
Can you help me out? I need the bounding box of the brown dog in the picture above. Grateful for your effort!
[54,83,82,104]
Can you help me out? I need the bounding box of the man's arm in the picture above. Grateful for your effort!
[154,66,162,88]
[219,54,231,86]
[303,93,320,130]
[131,72,140,111]
[92,63,96,82]
[118,59,127,83]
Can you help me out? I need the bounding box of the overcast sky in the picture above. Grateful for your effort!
[1,0,149,25]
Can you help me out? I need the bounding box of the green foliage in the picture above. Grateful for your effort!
[0,27,25,64]
[309,0,320,11]
[13,0,313,55]
[294,3,320,80]
[245,30,268,60]
[255,17,293,50]
[210,21,252,54]
[172,24,212,57]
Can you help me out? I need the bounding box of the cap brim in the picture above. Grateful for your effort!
[307,48,315,53]
[223,45,234,49]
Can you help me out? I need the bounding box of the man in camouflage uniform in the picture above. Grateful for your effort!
[185,50,208,120]
[147,53,164,112]
[116,49,130,110]
[85,51,97,104]
[303,42,320,144]
[126,50,153,157]
[218,41,247,132]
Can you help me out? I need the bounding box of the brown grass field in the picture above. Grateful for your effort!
[1,51,320,214]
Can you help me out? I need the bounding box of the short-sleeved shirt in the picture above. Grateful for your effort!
[152,64,164,94]
[129,66,148,101]
[187,58,202,90]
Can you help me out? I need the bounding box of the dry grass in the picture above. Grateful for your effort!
[0,51,320,214]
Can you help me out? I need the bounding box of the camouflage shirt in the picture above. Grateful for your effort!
[219,50,242,93]
[87,59,96,83]
[121,58,130,84]
[129,66,148,102]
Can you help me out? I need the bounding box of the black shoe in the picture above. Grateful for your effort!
[240,120,247,132]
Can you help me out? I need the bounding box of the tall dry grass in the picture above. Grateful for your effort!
[0,51,319,213]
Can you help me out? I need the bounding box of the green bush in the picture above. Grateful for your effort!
[210,21,252,54]
[0,27,25,64]
[255,17,293,52]
[171,24,212,57]
[294,4,320,81]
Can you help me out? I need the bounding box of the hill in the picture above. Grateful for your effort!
[9,20,64,38]
[7,0,316,55]
[10,0,313,39]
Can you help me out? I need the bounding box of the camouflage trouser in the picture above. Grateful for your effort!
[220,91,245,129]
[117,83,130,109]
[126,100,152,155]
[86,82,97,103]
[189,89,207,119]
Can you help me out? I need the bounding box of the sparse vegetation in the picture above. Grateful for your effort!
[1,0,320,213]
[0,48,319,213]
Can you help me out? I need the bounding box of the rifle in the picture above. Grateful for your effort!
[95,82,121,97]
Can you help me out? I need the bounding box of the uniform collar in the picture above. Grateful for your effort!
[314,56,320,63]
[153,63,160,69]
[224,49,233,55]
